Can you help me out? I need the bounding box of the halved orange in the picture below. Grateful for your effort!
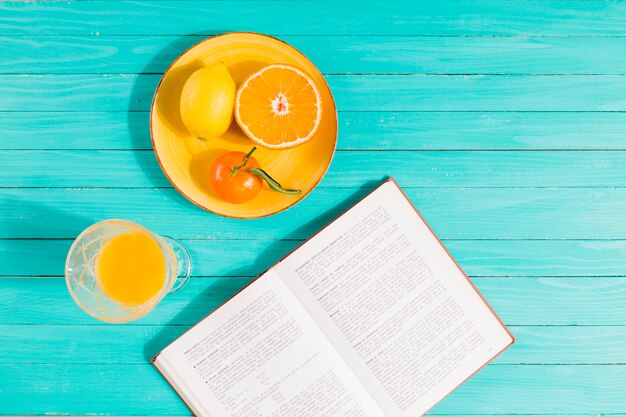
[235,64,322,149]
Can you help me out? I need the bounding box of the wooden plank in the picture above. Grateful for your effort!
[494,326,626,365]
[336,111,626,151]
[432,365,626,414]
[0,324,189,365]
[5,149,626,188]
[0,363,186,415]
[0,277,250,326]
[4,238,626,278]
[337,111,626,151]
[0,111,150,150]
[4,35,626,75]
[443,239,626,277]
[482,276,626,326]
[2,1,626,36]
[1,277,625,326]
[329,75,626,112]
[2,74,626,112]
[1,324,623,365]
[0,149,163,187]
[1,362,625,414]
[2,187,626,240]
[5,111,626,151]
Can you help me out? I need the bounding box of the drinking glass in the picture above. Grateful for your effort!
[65,219,191,323]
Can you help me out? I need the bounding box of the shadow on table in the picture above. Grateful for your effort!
[127,32,230,211]
[142,179,384,361]
[241,178,385,275]
[0,198,95,275]
[1,198,95,238]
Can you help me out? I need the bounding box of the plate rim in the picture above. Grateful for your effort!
[149,31,338,219]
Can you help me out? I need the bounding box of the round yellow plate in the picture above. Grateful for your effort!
[150,32,337,218]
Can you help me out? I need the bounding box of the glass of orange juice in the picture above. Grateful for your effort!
[65,219,191,323]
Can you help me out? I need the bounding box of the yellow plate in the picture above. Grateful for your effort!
[150,32,337,218]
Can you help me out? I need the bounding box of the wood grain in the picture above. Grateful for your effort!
[4,111,626,151]
[2,277,625,326]
[4,35,626,75]
[3,187,626,239]
[1,362,625,414]
[432,364,626,414]
[2,74,626,111]
[4,238,626,278]
[2,324,624,365]
[495,326,626,365]
[4,149,626,188]
[2,1,625,36]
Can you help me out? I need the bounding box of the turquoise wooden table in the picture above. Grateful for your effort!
[2,0,626,415]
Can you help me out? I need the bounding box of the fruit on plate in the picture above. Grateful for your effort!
[210,147,301,204]
[180,63,236,140]
[235,64,322,150]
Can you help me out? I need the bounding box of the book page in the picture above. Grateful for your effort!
[275,181,513,417]
[156,270,387,417]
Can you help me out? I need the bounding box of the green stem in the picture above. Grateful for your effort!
[248,168,301,195]
[230,146,257,176]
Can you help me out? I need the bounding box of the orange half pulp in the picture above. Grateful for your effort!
[235,64,322,149]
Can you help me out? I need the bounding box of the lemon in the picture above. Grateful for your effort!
[180,63,236,139]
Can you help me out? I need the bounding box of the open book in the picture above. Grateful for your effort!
[153,179,514,417]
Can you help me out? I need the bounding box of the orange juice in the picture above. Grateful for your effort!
[96,232,167,305]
